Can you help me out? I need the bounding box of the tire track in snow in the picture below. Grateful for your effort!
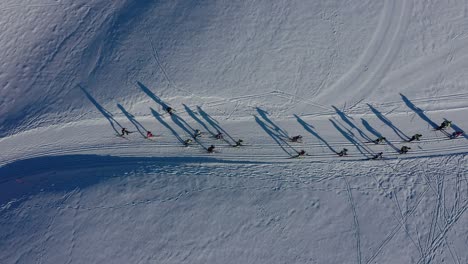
[37,191,76,264]
[1,131,467,170]
[365,186,430,264]
[146,30,194,97]
[417,199,468,264]
[347,0,411,111]
[66,191,81,264]
[315,0,410,106]
[417,156,467,264]
[341,173,362,264]
[381,36,468,93]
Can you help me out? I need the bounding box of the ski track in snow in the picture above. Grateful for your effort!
[1,1,468,263]
[316,0,410,107]
[341,172,362,264]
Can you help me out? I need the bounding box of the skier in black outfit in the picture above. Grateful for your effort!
[372,152,383,160]
[121,128,130,136]
[207,145,215,153]
[373,136,386,144]
[183,139,192,146]
[215,132,223,140]
[297,150,306,156]
[290,135,303,142]
[165,107,174,116]
[338,148,348,157]
[193,129,202,139]
[400,146,411,154]
[233,139,244,147]
[437,120,452,130]
[408,134,422,142]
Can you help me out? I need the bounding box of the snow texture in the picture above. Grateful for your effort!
[1,1,468,263]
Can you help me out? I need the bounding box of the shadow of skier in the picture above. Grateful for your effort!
[400,93,439,129]
[197,106,237,146]
[137,81,171,111]
[361,118,400,152]
[330,118,373,158]
[117,104,148,138]
[294,114,337,154]
[332,105,373,142]
[79,84,123,134]
[367,104,409,141]
[150,108,184,144]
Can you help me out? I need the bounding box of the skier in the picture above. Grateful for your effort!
[215,132,223,140]
[165,106,174,115]
[146,131,154,138]
[408,133,422,142]
[193,129,202,139]
[290,135,303,142]
[296,150,306,157]
[183,138,193,146]
[400,145,411,154]
[233,139,244,147]
[121,127,130,136]
[207,145,215,153]
[337,148,348,157]
[450,131,464,139]
[373,136,386,144]
[437,120,452,130]
[371,152,383,160]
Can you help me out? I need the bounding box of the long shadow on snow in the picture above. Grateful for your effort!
[79,85,123,134]
[255,115,298,157]
[361,118,382,138]
[256,108,289,139]
[170,113,199,140]
[332,105,373,142]
[117,104,148,138]
[367,104,409,141]
[137,81,171,110]
[294,115,337,154]
[361,118,400,153]
[329,119,372,158]
[400,93,439,129]
[197,106,237,145]
[150,107,208,150]
[0,154,265,205]
[183,104,215,136]
[150,108,184,144]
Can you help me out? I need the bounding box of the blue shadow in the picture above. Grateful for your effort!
[150,108,184,144]
[183,104,215,136]
[79,85,123,134]
[0,154,265,205]
[137,81,171,110]
[197,106,237,145]
[329,119,372,158]
[117,104,147,138]
[367,104,409,140]
[400,93,439,129]
[361,118,400,152]
[361,118,382,138]
[332,106,373,142]
[255,115,298,157]
[256,108,289,139]
[294,115,337,154]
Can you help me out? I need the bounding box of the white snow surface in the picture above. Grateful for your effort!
[1,1,468,263]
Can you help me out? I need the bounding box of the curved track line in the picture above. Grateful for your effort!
[315,0,397,104]
[342,173,362,264]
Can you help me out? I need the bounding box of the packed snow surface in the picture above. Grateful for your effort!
[1,0,468,263]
